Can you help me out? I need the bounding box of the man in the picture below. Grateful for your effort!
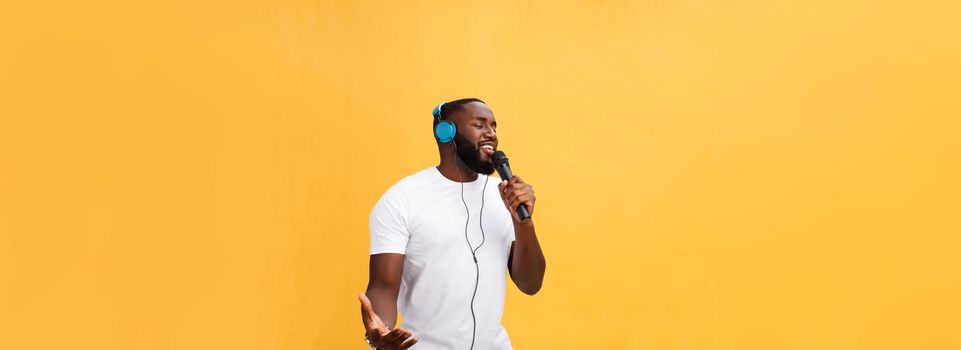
[358,98,546,349]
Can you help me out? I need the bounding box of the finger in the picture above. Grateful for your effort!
[519,189,534,204]
[508,180,531,194]
[358,293,374,316]
[511,185,532,199]
[392,331,412,347]
[358,293,386,332]
[509,194,521,210]
[516,192,534,208]
[501,183,515,199]
[367,323,397,346]
[366,328,386,344]
[399,337,419,349]
[510,194,530,212]
[522,196,534,216]
[510,188,529,202]
[509,184,527,196]
[503,196,515,218]
[380,328,403,345]
[358,293,373,327]
[505,192,518,209]
[510,175,524,184]
[387,328,412,347]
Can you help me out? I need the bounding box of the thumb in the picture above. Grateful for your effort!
[358,294,376,325]
[358,293,371,308]
[358,293,386,332]
[358,293,373,314]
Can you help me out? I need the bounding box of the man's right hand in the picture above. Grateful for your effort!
[359,293,418,349]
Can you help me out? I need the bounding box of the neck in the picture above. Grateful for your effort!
[437,146,478,182]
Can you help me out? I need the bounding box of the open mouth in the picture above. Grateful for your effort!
[480,144,495,156]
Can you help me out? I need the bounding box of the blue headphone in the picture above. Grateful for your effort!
[432,102,456,143]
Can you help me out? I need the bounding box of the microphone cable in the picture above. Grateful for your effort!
[451,141,489,350]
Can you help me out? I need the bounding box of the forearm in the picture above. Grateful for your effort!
[364,284,399,329]
[510,220,546,295]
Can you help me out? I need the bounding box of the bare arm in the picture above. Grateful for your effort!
[364,253,404,328]
[359,253,416,349]
[500,176,547,295]
[508,220,546,295]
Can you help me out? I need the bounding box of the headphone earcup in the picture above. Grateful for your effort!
[434,120,456,143]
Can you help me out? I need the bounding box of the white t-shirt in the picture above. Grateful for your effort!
[369,166,516,349]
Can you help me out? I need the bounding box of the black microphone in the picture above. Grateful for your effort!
[491,150,531,221]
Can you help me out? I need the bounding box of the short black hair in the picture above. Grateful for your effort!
[433,98,486,127]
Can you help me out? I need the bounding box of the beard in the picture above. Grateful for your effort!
[454,134,495,175]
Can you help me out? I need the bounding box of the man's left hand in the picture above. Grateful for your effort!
[498,175,535,222]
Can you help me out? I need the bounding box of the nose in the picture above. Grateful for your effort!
[484,125,496,139]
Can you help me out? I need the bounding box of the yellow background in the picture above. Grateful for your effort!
[2,1,959,349]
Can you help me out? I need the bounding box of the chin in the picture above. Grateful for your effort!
[477,164,495,175]
[466,162,495,175]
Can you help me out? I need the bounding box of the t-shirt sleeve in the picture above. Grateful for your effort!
[369,184,410,255]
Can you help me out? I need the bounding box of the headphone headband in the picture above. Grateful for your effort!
[432,102,446,120]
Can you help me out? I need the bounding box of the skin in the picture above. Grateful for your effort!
[360,102,546,349]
